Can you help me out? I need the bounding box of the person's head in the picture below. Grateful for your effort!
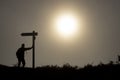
[21,43,25,48]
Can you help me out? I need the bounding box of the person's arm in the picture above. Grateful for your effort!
[25,46,33,51]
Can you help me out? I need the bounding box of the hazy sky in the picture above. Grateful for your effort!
[0,0,120,67]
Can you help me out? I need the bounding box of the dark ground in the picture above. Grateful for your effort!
[0,63,120,80]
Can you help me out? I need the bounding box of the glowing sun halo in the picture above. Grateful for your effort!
[55,14,78,37]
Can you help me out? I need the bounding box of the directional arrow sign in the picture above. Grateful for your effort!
[21,32,38,36]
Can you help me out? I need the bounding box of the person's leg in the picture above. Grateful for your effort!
[18,59,21,67]
[22,58,25,68]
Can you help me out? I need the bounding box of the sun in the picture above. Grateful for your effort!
[55,13,78,37]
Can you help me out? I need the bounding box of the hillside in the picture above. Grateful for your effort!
[0,63,120,80]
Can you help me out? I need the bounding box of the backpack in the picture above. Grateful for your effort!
[16,48,22,58]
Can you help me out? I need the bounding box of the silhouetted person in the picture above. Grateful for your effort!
[16,44,32,67]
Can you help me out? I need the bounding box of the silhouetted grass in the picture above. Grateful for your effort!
[0,62,120,80]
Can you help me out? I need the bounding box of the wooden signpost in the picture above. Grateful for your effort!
[21,31,38,69]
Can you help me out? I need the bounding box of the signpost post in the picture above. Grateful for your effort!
[21,31,38,69]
